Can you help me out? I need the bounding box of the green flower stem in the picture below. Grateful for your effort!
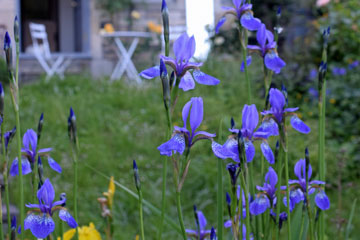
[175,190,187,240]
[217,158,223,240]
[1,121,11,237]
[239,163,250,240]
[299,205,306,240]
[71,143,80,240]
[281,124,291,240]
[306,185,314,240]
[239,27,252,104]
[60,218,64,240]
[275,142,283,240]
[10,37,25,240]
[32,156,39,202]
[138,188,145,240]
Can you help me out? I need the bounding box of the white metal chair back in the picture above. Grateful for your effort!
[29,23,52,60]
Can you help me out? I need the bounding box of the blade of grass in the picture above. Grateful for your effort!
[345,198,357,240]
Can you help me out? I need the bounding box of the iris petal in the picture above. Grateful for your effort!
[157,133,186,156]
[315,191,330,210]
[9,158,32,176]
[240,12,261,31]
[48,157,62,173]
[139,66,160,79]
[24,213,55,239]
[59,209,78,228]
[179,72,195,91]
[290,116,311,134]
[245,139,255,162]
[215,17,227,34]
[193,70,220,86]
[261,142,275,164]
[250,195,270,215]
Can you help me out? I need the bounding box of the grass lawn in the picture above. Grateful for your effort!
[3,57,358,239]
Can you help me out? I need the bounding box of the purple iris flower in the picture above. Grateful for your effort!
[212,104,277,163]
[24,179,77,238]
[215,0,262,32]
[261,88,310,134]
[140,33,220,91]
[9,129,62,176]
[283,159,330,211]
[247,24,286,74]
[348,60,359,69]
[250,167,278,215]
[186,210,213,239]
[158,97,215,156]
[4,126,16,152]
[332,67,346,76]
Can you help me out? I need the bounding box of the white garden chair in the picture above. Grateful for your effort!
[29,23,72,80]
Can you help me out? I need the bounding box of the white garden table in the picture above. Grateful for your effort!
[101,31,153,83]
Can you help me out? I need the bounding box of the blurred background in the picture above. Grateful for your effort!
[0,0,359,239]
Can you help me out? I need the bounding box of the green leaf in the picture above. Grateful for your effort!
[345,198,357,240]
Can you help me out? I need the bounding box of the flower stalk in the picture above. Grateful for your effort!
[318,27,330,240]
[133,160,145,240]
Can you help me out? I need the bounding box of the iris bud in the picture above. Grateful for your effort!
[0,83,4,116]
[226,192,232,217]
[210,227,216,240]
[14,16,19,43]
[4,32,12,71]
[161,0,169,47]
[133,160,141,191]
[68,107,77,144]
[37,113,44,141]
[160,59,170,109]
[230,117,235,129]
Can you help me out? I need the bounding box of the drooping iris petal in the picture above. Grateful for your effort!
[157,133,186,156]
[240,55,252,72]
[290,116,311,134]
[189,97,203,134]
[215,17,227,34]
[193,70,220,86]
[265,167,278,187]
[261,142,275,164]
[315,191,330,210]
[264,50,286,74]
[250,195,270,215]
[182,99,192,129]
[48,157,62,173]
[223,137,239,162]
[9,158,32,176]
[24,213,55,239]
[247,45,262,51]
[37,179,55,207]
[283,189,304,212]
[242,104,259,136]
[23,129,37,154]
[194,131,216,138]
[284,107,299,113]
[211,141,235,159]
[245,139,255,162]
[310,180,326,185]
[59,209,78,228]
[139,66,160,79]
[197,211,207,231]
[179,72,195,91]
[240,12,261,31]
[254,118,279,138]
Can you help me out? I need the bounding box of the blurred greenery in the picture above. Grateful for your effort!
[1,54,357,239]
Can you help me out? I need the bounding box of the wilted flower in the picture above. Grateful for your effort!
[247,24,286,74]
[261,88,310,134]
[158,97,215,156]
[9,129,61,176]
[212,104,277,163]
[103,176,115,209]
[24,179,77,238]
[215,0,261,32]
[140,33,220,91]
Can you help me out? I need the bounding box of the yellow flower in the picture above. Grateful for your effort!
[103,176,115,208]
[329,98,336,104]
[147,21,162,34]
[131,10,141,19]
[57,222,102,240]
[104,23,114,33]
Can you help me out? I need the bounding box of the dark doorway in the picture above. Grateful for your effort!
[21,0,59,52]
